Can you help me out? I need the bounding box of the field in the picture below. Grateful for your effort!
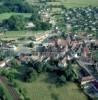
[15,74,88,100]
[26,0,98,7]
[0,13,32,21]
[61,0,98,7]
[0,30,46,39]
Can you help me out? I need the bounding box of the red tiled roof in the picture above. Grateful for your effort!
[57,39,67,46]
[81,76,94,82]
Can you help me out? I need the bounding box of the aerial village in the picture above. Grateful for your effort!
[0,0,98,100]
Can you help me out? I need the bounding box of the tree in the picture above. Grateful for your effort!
[58,75,67,84]
[8,71,15,82]
[10,58,20,69]
[2,15,25,30]
[30,12,52,30]
[29,69,37,82]
[22,66,38,82]
[65,61,77,81]
[27,43,34,48]
[0,0,34,13]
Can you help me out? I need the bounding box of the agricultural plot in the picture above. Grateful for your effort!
[0,13,32,21]
[61,0,98,7]
[0,30,46,39]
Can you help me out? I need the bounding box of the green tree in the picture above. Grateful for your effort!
[3,15,25,30]
[58,75,67,84]
[65,61,77,81]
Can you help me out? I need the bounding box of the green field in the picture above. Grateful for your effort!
[26,0,98,7]
[0,30,46,39]
[0,12,32,21]
[15,74,88,100]
[61,0,98,7]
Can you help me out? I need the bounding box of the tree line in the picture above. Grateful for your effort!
[0,9,52,31]
[0,0,39,13]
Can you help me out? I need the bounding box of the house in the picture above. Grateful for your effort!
[83,47,89,57]
[83,82,98,99]
[25,22,35,29]
[71,41,78,50]
[80,76,94,85]
[58,57,67,68]
[79,68,94,85]
[48,39,56,46]
[73,53,79,59]
[57,39,67,47]
[0,61,6,67]
[16,47,32,56]
[16,53,31,64]
[0,57,12,68]
[79,56,94,65]
[93,40,98,49]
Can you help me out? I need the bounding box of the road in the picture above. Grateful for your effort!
[0,76,20,100]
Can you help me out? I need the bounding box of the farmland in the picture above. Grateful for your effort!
[61,0,98,7]
[0,13,32,21]
[26,0,98,8]
[0,30,46,39]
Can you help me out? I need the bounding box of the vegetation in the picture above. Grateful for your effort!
[0,30,47,39]
[0,82,13,100]
[30,13,52,30]
[14,74,88,100]
[0,12,32,21]
[0,9,51,31]
[0,0,98,100]
[2,15,25,31]
[0,0,39,13]
[0,49,14,60]
[64,7,98,33]
[61,0,98,8]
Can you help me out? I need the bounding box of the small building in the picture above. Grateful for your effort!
[79,68,94,85]
[58,56,67,68]
[25,22,35,29]
[83,47,89,57]
[80,76,94,85]
[16,47,32,57]
[0,61,6,68]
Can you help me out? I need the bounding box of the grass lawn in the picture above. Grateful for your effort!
[15,74,88,100]
[61,0,98,7]
[0,12,32,21]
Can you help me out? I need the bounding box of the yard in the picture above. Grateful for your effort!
[15,74,88,100]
